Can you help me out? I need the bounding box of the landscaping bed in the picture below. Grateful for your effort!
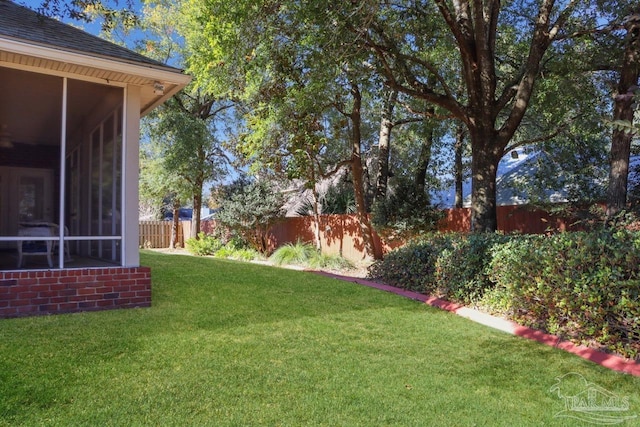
[368,230,640,361]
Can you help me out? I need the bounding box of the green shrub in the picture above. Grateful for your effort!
[487,230,640,359]
[368,234,452,294]
[434,233,509,305]
[213,247,235,258]
[232,248,262,261]
[369,233,505,301]
[269,241,318,266]
[214,179,286,254]
[213,243,261,261]
[185,233,222,256]
[308,252,354,271]
[269,241,354,270]
[371,230,640,358]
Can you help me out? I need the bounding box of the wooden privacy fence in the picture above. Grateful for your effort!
[139,204,582,261]
[438,204,579,234]
[139,221,187,248]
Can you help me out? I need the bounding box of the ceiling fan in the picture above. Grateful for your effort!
[0,124,14,148]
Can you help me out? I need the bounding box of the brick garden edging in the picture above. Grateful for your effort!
[0,267,151,318]
[314,271,640,377]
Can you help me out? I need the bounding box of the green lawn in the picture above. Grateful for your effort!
[1,251,638,426]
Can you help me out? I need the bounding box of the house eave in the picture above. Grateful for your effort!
[0,36,191,113]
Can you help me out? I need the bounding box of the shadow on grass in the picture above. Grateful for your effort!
[0,250,637,426]
[143,251,425,331]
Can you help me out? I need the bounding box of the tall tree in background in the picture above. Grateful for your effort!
[341,0,629,231]
[139,1,232,238]
[33,0,138,31]
[145,92,231,238]
[139,145,191,248]
[607,10,640,217]
[185,1,385,258]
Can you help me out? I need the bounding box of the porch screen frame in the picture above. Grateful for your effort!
[56,77,126,268]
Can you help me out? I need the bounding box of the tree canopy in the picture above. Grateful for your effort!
[30,0,640,236]
[182,0,638,232]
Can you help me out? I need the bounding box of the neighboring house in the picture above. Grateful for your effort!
[162,207,218,221]
[432,148,625,208]
[0,0,190,317]
[163,208,194,221]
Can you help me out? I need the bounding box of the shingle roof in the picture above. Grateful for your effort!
[0,0,179,72]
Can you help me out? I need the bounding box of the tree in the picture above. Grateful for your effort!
[185,0,632,236]
[607,10,640,217]
[145,92,231,238]
[32,0,138,31]
[342,0,630,231]
[131,0,232,239]
[214,178,286,254]
[185,0,387,258]
[139,131,193,248]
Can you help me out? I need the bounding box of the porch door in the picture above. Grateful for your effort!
[0,167,54,246]
[18,171,54,223]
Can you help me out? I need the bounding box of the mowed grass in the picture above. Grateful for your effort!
[1,251,639,426]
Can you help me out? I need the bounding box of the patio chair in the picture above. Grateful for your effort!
[17,225,53,268]
[50,224,72,262]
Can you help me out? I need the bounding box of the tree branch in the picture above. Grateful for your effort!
[319,159,352,180]
[498,0,578,143]
[504,119,573,152]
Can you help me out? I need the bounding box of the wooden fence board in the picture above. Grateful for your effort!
[139,204,579,258]
[139,221,185,248]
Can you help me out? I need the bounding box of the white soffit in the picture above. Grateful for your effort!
[0,36,191,115]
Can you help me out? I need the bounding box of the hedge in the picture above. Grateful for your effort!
[369,231,640,359]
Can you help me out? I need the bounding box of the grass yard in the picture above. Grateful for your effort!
[1,251,639,426]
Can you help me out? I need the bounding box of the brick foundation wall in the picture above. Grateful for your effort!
[0,267,151,318]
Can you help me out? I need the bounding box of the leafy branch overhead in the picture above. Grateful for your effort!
[41,0,640,237]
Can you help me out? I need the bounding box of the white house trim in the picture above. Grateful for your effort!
[0,36,191,85]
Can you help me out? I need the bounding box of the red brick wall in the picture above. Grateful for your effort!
[0,267,151,318]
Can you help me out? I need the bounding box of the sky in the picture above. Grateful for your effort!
[16,0,141,39]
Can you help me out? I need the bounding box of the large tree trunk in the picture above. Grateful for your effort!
[469,129,503,233]
[170,199,181,249]
[349,81,381,260]
[454,121,465,209]
[607,12,640,218]
[311,185,323,251]
[191,190,202,240]
[414,121,434,195]
[375,90,397,202]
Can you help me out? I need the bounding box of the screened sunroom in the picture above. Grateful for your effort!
[0,0,189,317]
[0,67,129,270]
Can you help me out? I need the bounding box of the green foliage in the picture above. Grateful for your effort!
[371,178,443,242]
[433,233,509,305]
[214,245,261,261]
[184,231,261,260]
[307,252,354,271]
[368,234,453,294]
[269,240,354,270]
[214,178,287,254]
[296,180,357,216]
[321,181,357,215]
[269,241,318,266]
[185,232,222,256]
[369,233,503,302]
[487,231,640,358]
[371,230,640,359]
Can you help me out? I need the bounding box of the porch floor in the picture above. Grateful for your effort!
[0,249,118,271]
